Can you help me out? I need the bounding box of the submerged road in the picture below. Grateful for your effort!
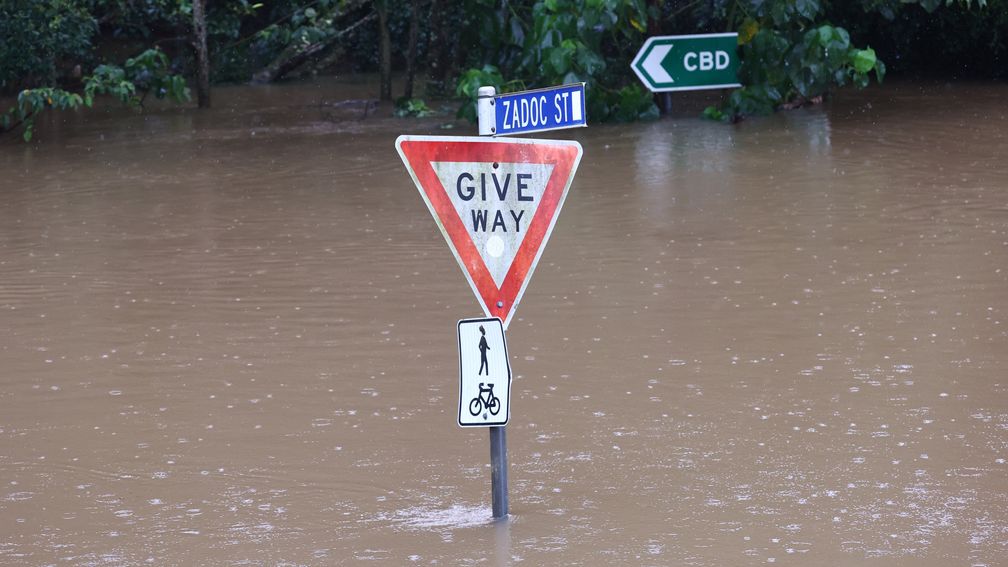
[0,79,1006,565]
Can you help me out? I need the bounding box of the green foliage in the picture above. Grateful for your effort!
[0,0,96,90]
[253,1,337,50]
[833,0,1005,79]
[610,84,659,122]
[3,49,190,142]
[455,64,511,122]
[92,0,186,38]
[704,1,886,122]
[394,97,436,117]
[517,0,646,86]
[704,0,996,120]
[456,0,657,123]
[84,49,190,106]
[2,0,1003,136]
[2,88,88,141]
[789,25,884,96]
[124,49,192,103]
[85,65,137,105]
[862,0,986,19]
[704,83,780,122]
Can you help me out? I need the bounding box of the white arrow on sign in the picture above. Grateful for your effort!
[641,43,675,84]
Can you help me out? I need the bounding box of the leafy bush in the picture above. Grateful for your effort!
[2,0,1002,136]
[84,49,190,107]
[703,0,995,121]
[0,0,97,91]
[1,88,87,142]
[455,0,658,123]
[3,49,190,142]
[832,0,1003,79]
[702,1,886,121]
[394,97,436,117]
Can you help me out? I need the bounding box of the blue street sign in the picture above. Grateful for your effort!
[493,83,586,137]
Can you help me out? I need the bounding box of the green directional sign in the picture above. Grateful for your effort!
[631,33,741,92]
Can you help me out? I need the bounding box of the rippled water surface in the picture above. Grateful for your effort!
[1,80,1006,565]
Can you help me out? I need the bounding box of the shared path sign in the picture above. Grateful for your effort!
[457,317,511,427]
[631,33,741,92]
[492,83,586,136]
[396,135,582,328]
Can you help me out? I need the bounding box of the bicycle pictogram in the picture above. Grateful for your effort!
[469,382,501,418]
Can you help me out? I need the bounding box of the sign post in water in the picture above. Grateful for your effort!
[396,83,584,522]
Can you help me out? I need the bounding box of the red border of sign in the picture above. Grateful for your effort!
[396,135,582,329]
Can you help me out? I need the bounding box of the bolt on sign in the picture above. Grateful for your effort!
[396,135,582,328]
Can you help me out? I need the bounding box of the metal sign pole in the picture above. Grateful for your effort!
[476,85,509,520]
[489,423,508,518]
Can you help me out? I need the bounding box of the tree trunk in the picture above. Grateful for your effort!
[426,0,449,97]
[251,12,374,84]
[376,0,392,102]
[404,0,420,99]
[192,0,211,108]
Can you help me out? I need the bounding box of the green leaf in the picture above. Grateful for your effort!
[562,71,583,85]
[576,47,605,76]
[795,0,822,21]
[702,105,725,121]
[548,44,575,75]
[852,48,877,74]
[637,103,660,121]
[817,25,834,47]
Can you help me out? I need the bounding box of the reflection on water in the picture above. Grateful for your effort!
[1,79,1006,565]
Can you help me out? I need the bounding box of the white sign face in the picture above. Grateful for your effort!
[432,161,554,288]
[457,317,511,427]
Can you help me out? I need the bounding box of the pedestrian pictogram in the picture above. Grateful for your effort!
[396,135,582,329]
[457,317,511,427]
[477,325,490,375]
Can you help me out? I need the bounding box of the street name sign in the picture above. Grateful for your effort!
[493,83,586,136]
[631,33,741,92]
[396,135,582,328]
[457,317,511,427]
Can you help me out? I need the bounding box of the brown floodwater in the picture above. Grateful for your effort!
[1,78,1006,566]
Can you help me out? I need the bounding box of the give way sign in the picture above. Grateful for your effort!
[396,135,582,328]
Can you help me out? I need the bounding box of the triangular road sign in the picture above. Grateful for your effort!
[396,135,582,328]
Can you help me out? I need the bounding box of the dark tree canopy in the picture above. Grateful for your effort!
[1,0,1003,139]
